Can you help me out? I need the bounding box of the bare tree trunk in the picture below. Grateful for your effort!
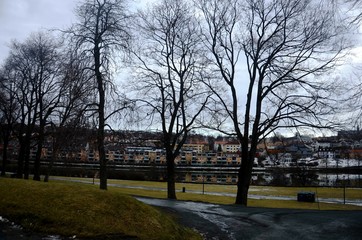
[98,127,107,190]
[95,42,107,190]
[16,139,25,178]
[17,133,31,179]
[33,129,44,181]
[23,142,30,180]
[236,140,257,205]
[166,150,176,199]
[44,146,57,182]
[1,132,10,176]
[44,131,58,182]
[43,161,52,182]
[236,143,250,205]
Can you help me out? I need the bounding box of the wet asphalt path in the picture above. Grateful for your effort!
[136,197,362,240]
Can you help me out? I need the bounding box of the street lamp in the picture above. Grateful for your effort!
[202,170,205,195]
[343,175,346,205]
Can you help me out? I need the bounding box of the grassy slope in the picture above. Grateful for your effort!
[0,178,201,239]
[1,177,360,239]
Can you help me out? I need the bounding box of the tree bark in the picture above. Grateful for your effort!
[166,150,177,199]
[23,141,30,180]
[33,128,44,181]
[1,137,9,176]
[16,137,25,178]
[94,39,107,190]
[44,132,58,182]
[235,148,256,205]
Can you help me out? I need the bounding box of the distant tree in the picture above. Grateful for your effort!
[66,0,130,190]
[2,32,63,180]
[334,0,362,129]
[44,46,94,182]
[0,69,19,176]
[337,0,362,24]
[28,33,63,181]
[217,144,222,152]
[3,42,35,179]
[198,0,349,206]
[130,0,213,199]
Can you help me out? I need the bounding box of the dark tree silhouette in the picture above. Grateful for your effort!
[198,0,348,205]
[67,0,130,190]
[0,69,19,176]
[1,32,62,180]
[130,0,213,199]
[44,46,94,182]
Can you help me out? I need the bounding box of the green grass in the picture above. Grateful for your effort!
[109,186,362,210]
[1,177,361,239]
[60,177,362,210]
[84,177,362,200]
[249,185,362,199]
[0,178,201,239]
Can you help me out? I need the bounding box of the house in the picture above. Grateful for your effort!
[182,142,209,153]
[214,140,241,153]
[317,147,336,159]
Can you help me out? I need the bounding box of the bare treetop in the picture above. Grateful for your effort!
[71,0,131,78]
[67,0,131,190]
[198,0,352,206]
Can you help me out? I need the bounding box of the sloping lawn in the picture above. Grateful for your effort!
[0,178,201,239]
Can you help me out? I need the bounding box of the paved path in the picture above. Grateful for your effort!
[137,197,362,240]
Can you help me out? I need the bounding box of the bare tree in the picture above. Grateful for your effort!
[0,69,19,176]
[43,46,94,182]
[67,0,130,190]
[3,41,35,179]
[29,33,63,181]
[2,32,62,179]
[130,0,213,199]
[337,0,362,24]
[198,0,348,205]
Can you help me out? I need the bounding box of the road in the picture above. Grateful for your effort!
[136,197,362,240]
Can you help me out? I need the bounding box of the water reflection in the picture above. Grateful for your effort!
[176,171,362,187]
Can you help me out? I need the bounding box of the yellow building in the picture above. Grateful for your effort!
[182,142,209,153]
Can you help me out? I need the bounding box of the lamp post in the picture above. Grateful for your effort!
[202,170,205,195]
[343,176,346,205]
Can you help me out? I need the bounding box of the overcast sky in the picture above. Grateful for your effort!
[1,1,361,59]
[0,0,79,61]
[0,0,154,63]
[1,0,361,84]
[0,1,361,86]
[0,0,361,135]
